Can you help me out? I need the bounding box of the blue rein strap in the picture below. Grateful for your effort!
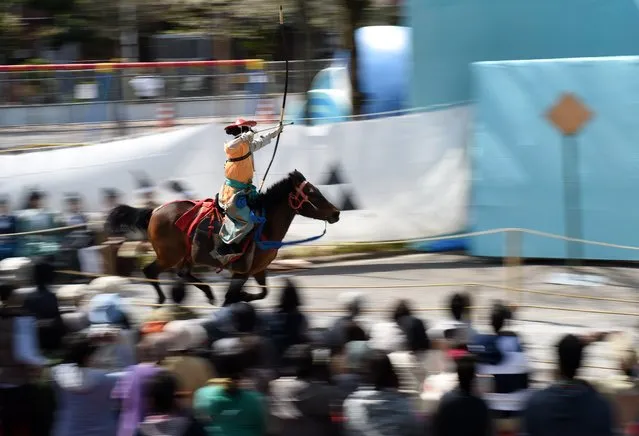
[250,209,327,250]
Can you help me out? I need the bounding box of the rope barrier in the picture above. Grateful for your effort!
[531,359,618,372]
[2,223,88,236]
[5,224,639,309]
[7,224,639,251]
[56,270,639,306]
[124,297,638,316]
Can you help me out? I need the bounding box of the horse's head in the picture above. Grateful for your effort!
[288,170,340,224]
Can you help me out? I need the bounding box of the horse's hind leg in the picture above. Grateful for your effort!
[143,260,166,305]
[178,266,215,305]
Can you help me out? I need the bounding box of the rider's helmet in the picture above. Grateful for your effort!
[225,118,257,137]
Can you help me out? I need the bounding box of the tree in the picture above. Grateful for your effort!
[0,0,26,63]
[341,0,368,115]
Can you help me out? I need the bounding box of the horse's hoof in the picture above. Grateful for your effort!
[157,297,166,305]
[208,298,216,306]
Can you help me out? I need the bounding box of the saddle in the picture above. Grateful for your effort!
[174,197,223,236]
[173,195,259,271]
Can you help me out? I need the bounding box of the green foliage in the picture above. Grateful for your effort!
[1,0,394,64]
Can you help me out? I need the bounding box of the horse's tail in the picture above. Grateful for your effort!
[104,205,153,238]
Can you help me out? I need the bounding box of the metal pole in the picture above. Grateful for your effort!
[505,229,523,304]
[562,134,583,269]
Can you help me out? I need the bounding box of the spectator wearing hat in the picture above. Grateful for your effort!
[431,354,493,436]
[103,188,122,213]
[63,193,89,228]
[270,343,345,436]
[201,280,259,342]
[194,337,267,436]
[521,334,615,436]
[17,189,58,257]
[135,370,207,436]
[343,349,420,436]
[134,175,160,210]
[469,302,531,432]
[159,320,216,407]
[87,293,136,370]
[0,195,18,259]
[0,281,48,436]
[262,278,309,364]
[112,338,166,436]
[23,259,66,355]
[51,331,119,436]
[203,295,263,343]
[167,180,197,201]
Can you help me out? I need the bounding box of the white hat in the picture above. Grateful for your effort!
[56,284,88,306]
[87,275,130,296]
[163,320,208,351]
[0,257,34,287]
[608,332,637,368]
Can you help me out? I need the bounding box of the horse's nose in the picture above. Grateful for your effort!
[329,210,340,224]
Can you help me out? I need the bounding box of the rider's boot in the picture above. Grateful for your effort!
[214,241,242,258]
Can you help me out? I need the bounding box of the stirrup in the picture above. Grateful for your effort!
[215,242,241,256]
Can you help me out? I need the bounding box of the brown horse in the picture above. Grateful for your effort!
[104,170,340,305]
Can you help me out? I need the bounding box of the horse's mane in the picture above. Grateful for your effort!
[254,171,304,208]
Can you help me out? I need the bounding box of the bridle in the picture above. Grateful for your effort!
[288,181,318,212]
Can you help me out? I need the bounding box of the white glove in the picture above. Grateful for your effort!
[267,124,283,139]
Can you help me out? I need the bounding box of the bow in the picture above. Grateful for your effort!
[259,5,289,192]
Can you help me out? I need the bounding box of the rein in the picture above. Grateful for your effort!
[253,180,326,250]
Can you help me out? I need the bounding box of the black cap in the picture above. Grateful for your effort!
[102,188,119,199]
[167,180,186,194]
[28,188,44,201]
[65,192,81,202]
[230,302,257,333]
[130,171,155,193]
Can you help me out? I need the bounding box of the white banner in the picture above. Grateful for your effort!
[0,107,471,243]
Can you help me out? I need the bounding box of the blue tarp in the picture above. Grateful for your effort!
[407,0,639,107]
[470,56,639,260]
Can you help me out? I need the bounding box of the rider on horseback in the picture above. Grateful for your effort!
[214,118,283,260]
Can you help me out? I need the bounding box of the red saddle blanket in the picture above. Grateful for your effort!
[173,198,260,269]
[175,198,220,238]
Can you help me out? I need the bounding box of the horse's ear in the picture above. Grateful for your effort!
[291,169,305,180]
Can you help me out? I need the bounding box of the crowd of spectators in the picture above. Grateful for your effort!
[0,258,637,436]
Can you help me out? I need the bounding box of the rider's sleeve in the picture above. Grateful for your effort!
[249,130,279,153]
[225,132,253,151]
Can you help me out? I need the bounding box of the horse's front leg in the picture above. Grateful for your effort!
[224,274,249,306]
[248,270,268,302]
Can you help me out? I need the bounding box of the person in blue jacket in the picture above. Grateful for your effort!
[0,195,18,259]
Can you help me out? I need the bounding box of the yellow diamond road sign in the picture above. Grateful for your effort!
[546,93,593,136]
